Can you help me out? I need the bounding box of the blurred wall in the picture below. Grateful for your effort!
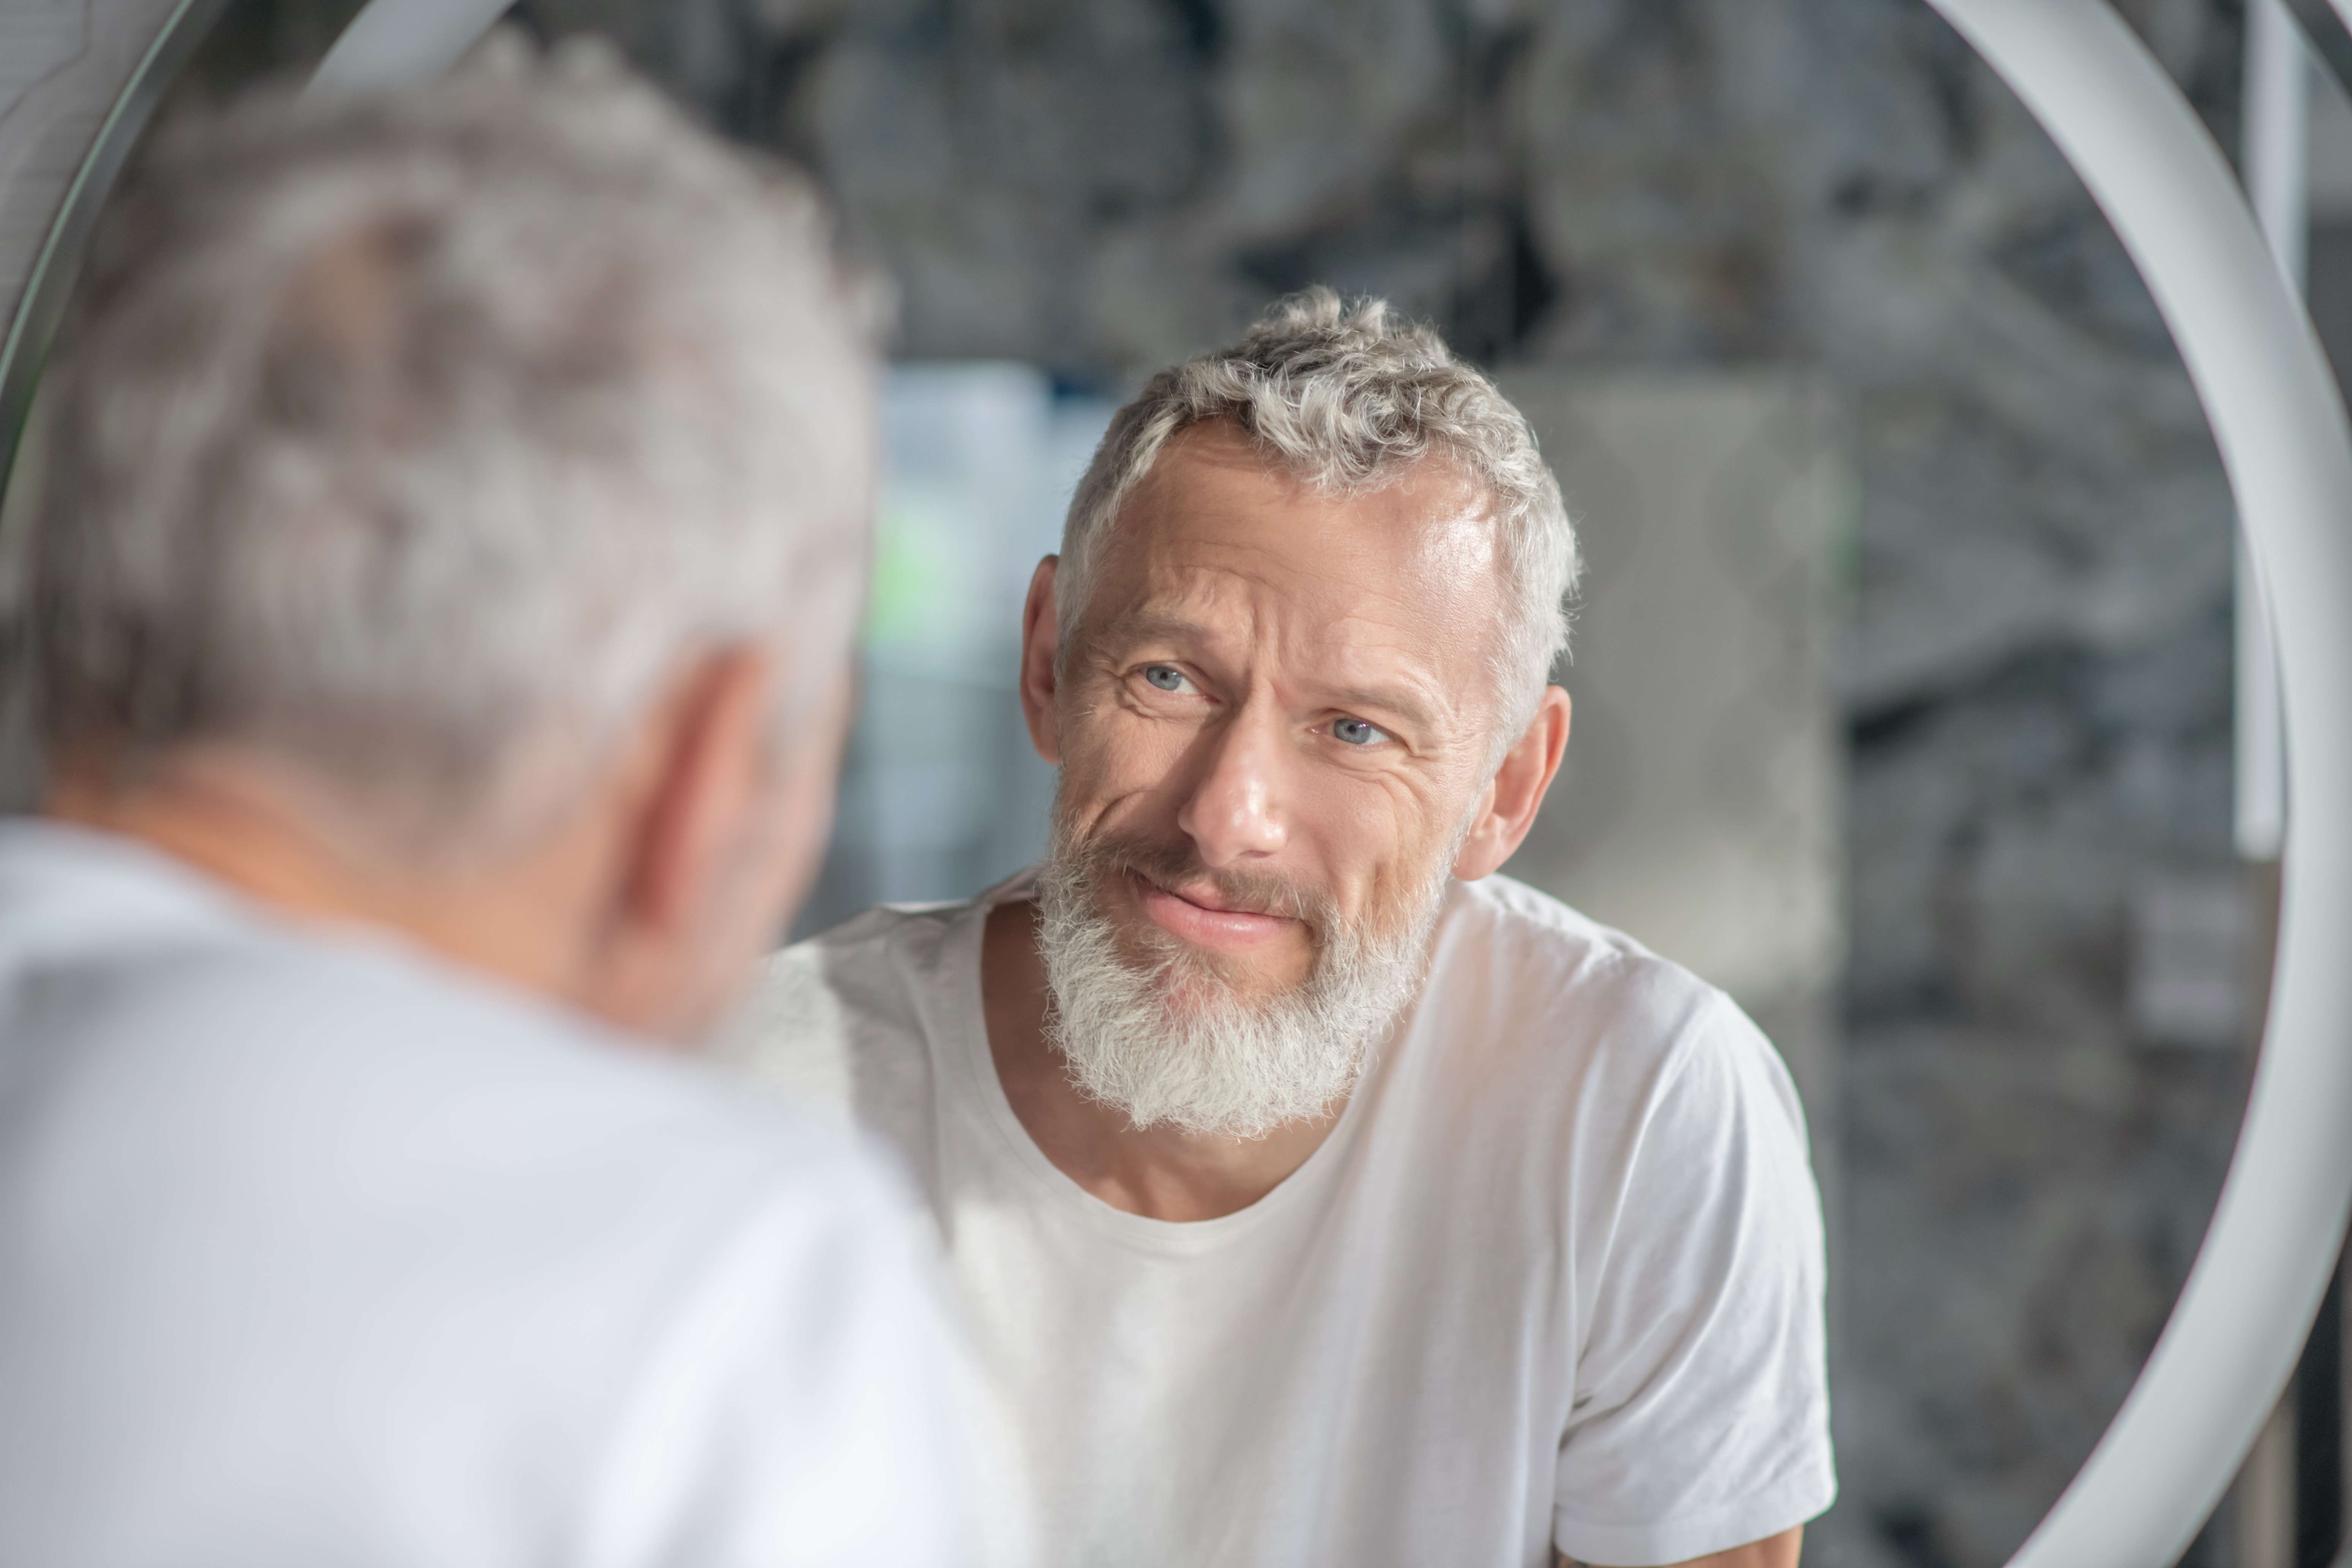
[1500,371,1846,1230]
[791,365,1108,936]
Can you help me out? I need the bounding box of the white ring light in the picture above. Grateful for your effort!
[303,0,511,101]
[1924,4,2352,1564]
[0,1,2344,1561]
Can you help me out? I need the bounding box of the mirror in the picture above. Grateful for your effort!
[5,3,2347,1564]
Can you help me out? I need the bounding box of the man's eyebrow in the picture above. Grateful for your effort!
[1096,608,1212,649]
[1315,679,1445,732]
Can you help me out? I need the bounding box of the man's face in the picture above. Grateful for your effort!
[1042,420,1508,1051]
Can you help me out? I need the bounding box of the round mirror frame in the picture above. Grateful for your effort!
[2,2,2347,1562]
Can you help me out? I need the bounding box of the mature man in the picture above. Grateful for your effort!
[0,56,989,1565]
[730,290,1832,1567]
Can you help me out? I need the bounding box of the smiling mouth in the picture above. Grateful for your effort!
[1147,874,1276,917]
[1129,870,1301,951]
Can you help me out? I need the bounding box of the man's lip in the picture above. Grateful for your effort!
[1128,871,1300,950]
[1142,875,1278,918]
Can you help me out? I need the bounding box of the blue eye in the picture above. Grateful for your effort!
[1333,717,1388,746]
[1143,665,1187,692]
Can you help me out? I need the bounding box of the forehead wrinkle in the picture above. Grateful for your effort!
[1132,532,1462,643]
[1094,603,1221,654]
[1293,612,1462,733]
[1107,451,1501,620]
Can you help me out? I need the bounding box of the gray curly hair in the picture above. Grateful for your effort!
[1056,288,1578,746]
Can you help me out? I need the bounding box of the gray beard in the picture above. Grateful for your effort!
[1033,825,1452,1141]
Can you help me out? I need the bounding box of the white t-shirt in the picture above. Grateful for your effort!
[0,821,993,1568]
[723,870,1834,1568]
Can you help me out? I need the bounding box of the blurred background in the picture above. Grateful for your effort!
[3,0,2346,1563]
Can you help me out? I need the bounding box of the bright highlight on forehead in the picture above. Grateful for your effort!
[1092,422,1506,621]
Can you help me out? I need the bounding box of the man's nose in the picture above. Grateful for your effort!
[1175,701,1289,867]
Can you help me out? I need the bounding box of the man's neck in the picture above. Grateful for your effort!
[978,898,1344,1223]
[46,754,597,1009]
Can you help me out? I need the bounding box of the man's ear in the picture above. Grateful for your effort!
[605,646,781,963]
[1453,686,1571,882]
[1019,555,1062,765]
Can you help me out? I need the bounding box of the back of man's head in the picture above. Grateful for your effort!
[30,43,877,848]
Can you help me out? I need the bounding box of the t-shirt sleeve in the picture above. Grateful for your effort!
[1552,992,1835,1567]
[576,1143,1016,1568]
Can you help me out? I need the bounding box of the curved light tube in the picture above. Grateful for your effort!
[0,0,230,478]
[0,0,506,468]
[1924,3,2352,1566]
[304,0,511,101]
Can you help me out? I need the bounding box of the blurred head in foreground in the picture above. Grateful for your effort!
[31,41,878,1036]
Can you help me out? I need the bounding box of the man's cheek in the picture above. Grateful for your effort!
[1061,737,1160,826]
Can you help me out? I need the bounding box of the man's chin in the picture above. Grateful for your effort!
[1109,911,1314,1006]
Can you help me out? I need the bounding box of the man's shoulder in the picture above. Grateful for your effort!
[18,915,865,1280]
[713,897,976,1127]
[0,911,959,1559]
[1437,873,1727,1042]
[52,922,866,1204]
[1424,874,1796,1124]
[55,926,947,1410]
[1420,876,1816,1252]
[0,818,843,1187]
[776,897,970,1014]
